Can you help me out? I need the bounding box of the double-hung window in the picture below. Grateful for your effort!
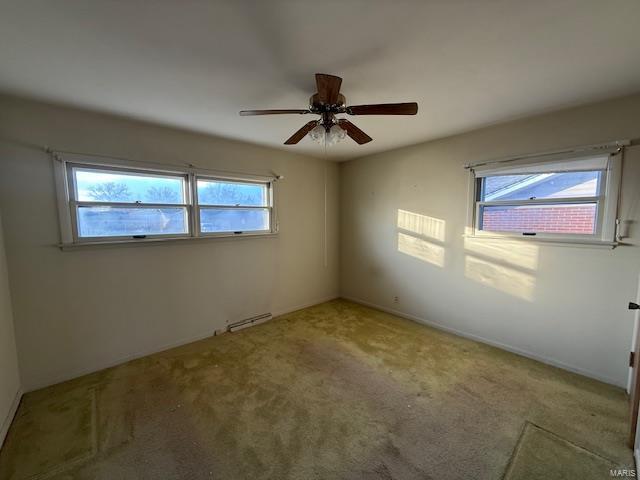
[469,153,622,244]
[70,165,191,240]
[56,156,276,246]
[196,178,271,234]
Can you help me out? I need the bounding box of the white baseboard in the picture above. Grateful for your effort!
[25,294,340,392]
[0,388,23,449]
[342,295,621,387]
[272,294,339,318]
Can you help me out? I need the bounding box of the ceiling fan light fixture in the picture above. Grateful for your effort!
[308,123,347,146]
[327,124,346,146]
[309,124,325,144]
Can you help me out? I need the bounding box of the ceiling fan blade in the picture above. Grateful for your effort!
[284,120,319,145]
[315,74,342,105]
[239,109,310,116]
[346,102,418,115]
[338,119,372,145]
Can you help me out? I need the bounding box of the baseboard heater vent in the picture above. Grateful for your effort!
[228,313,272,333]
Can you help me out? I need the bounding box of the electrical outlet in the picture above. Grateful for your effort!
[393,296,399,304]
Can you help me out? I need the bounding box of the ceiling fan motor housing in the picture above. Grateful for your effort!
[310,93,346,112]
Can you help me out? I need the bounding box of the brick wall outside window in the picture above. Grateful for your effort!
[481,204,596,234]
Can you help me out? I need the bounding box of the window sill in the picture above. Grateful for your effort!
[58,232,278,251]
[463,234,618,249]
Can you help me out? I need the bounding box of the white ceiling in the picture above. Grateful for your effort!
[1,1,639,160]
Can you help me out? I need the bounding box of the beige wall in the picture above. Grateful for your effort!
[0,210,21,445]
[2,92,639,392]
[0,96,339,391]
[340,93,640,387]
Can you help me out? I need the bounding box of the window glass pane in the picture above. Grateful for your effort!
[480,203,597,235]
[200,208,269,233]
[197,179,267,206]
[77,206,188,237]
[482,171,601,201]
[75,168,185,204]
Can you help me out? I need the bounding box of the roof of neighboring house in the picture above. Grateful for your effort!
[485,171,599,201]
[484,175,538,197]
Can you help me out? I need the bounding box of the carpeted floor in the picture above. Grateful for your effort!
[0,299,633,479]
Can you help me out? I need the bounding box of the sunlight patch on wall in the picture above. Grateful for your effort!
[464,255,536,301]
[397,210,446,242]
[397,232,445,267]
[462,228,539,301]
[396,210,447,268]
[464,237,539,271]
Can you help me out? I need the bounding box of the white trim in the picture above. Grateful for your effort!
[602,150,623,242]
[59,231,278,250]
[53,156,73,244]
[629,312,638,395]
[477,196,601,207]
[465,169,476,235]
[628,274,640,394]
[462,234,617,249]
[0,387,23,449]
[636,389,640,471]
[342,295,622,386]
[23,295,339,392]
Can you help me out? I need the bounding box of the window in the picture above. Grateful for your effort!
[469,153,621,244]
[56,158,276,245]
[196,179,270,234]
[71,166,190,239]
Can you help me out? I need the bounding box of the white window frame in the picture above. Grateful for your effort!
[466,152,622,246]
[53,154,278,247]
[195,176,274,238]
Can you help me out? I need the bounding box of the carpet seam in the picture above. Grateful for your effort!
[500,420,530,480]
[501,420,619,480]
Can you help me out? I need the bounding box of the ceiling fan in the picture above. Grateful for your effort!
[239,74,418,146]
